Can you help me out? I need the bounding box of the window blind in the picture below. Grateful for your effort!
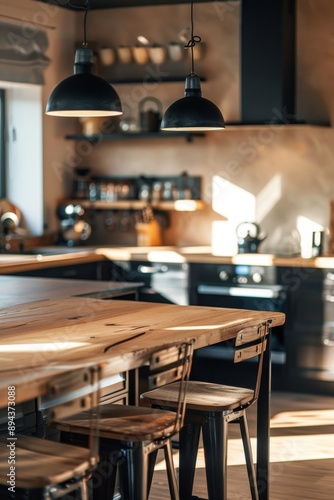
[0,20,50,85]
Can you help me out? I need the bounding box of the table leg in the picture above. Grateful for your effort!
[257,328,272,500]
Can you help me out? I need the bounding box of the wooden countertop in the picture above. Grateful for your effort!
[1,245,334,272]
[0,250,104,274]
[0,297,285,407]
[96,246,334,268]
[0,276,143,308]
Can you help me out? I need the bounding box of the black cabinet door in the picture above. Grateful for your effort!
[14,262,102,280]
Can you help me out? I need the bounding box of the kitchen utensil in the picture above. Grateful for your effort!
[135,219,162,246]
[0,198,22,225]
[0,211,20,234]
[56,203,91,245]
[236,221,266,253]
[105,211,118,232]
[72,167,91,199]
[60,219,91,245]
[139,97,162,132]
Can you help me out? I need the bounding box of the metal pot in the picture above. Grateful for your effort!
[57,203,91,246]
[139,97,162,132]
[236,222,267,253]
[60,219,91,245]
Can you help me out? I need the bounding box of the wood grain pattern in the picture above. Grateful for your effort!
[141,381,254,412]
[0,297,285,406]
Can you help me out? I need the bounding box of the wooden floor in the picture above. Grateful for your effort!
[149,391,334,499]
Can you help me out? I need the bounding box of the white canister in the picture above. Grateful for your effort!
[167,42,185,62]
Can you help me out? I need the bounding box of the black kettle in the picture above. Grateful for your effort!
[236,222,267,254]
[139,97,162,132]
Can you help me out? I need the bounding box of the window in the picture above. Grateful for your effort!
[0,82,44,234]
[0,89,5,198]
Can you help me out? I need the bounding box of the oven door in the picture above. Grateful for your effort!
[196,283,287,363]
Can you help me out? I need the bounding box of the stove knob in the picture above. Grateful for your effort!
[252,272,262,283]
[219,270,229,281]
[237,276,248,284]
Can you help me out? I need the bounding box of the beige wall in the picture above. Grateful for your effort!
[5,1,334,254]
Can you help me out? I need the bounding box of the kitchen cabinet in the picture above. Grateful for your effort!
[11,260,139,301]
[15,261,104,280]
[279,266,334,395]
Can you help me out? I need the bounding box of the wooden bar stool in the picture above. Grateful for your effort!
[53,341,193,500]
[0,366,100,500]
[141,321,271,500]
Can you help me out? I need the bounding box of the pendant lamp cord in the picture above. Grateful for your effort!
[68,0,90,47]
[184,0,201,75]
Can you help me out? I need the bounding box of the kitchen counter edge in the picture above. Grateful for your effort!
[1,245,334,272]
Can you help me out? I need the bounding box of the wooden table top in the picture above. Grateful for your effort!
[0,275,142,308]
[0,297,285,407]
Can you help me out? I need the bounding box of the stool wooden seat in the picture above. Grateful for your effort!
[141,321,271,500]
[0,366,100,500]
[54,341,194,500]
[0,434,97,490]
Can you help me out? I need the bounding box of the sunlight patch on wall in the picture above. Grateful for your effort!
[211,175,255,220]
[256,174,282,222]
[211,176,255,255]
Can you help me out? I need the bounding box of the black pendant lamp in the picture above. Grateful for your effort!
[46,1,122,117]
[161,0,225,131]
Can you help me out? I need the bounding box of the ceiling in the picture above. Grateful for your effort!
[38,0,213,10]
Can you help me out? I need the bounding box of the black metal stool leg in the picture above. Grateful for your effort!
[164,440,180,500]
[239,413,259,500]
[202,412,228,500]
[147,449,158,495]
[179,422,201,500]
[118,444,148,500]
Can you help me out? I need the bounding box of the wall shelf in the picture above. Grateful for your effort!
[65,131,205,143]
[65,199,205,212]
[107,76,205,84]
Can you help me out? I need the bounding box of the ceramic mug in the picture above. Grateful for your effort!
[132,45,149,65]
[99,47,116,66]
[117,45,133,64]
[167,42,184,62]
[148,44,167,65]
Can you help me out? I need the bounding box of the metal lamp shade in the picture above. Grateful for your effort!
[46,47,122,117]
[161,74,225,131]
[46,73,122,117]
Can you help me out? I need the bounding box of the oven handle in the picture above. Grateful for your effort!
[197,284,283,299]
